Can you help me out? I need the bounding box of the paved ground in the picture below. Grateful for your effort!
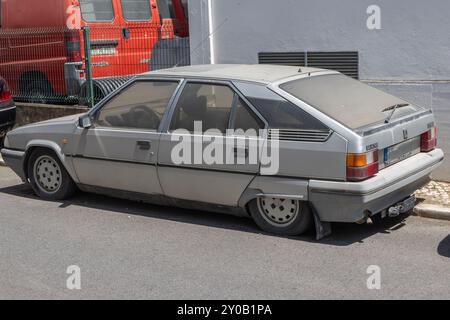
[0,166,449,300]
[415,180,450,206]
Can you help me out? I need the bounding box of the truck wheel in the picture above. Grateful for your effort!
[248,197,313,236]
[22,79,53,104]
[27,149,77,200]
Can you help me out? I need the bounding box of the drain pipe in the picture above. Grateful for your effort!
[207,0,215,64]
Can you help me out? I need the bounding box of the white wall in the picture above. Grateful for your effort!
[188,0,450,180]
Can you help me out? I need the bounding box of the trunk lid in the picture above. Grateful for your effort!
[357,109,435,170]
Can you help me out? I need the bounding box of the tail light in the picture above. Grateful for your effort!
[65,32,82,62]
[347,150,379,181]
[421,127,437,152]
[0,81,12,103]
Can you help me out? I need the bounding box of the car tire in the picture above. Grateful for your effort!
[27,148,77,200]
[248,197,313,236]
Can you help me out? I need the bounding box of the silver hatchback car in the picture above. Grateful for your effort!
[1,65,444,238]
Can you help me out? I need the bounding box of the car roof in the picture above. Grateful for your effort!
[140,64,326,84]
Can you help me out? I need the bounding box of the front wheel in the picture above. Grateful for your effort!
[27,149,77,200]
[248,197,313,236]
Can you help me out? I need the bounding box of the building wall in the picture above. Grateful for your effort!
[188,0,450,180]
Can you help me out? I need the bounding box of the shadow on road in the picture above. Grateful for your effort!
[0,183,413,247]
[437,234,450,258]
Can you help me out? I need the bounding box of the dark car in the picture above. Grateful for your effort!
[0,77,16,144]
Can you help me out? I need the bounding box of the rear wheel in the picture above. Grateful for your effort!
[21,77,53,104]
[248,197,313,236]
[27,149,77,200]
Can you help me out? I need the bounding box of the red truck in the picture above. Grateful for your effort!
[0,0,189,103]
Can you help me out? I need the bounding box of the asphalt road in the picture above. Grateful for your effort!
[0,166,449,300]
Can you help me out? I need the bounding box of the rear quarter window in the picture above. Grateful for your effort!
[234,82,328,130]
[80,0,115,22]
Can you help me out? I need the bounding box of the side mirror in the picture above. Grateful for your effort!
[79,114,92,129]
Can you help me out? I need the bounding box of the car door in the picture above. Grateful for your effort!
[157,80,267,206]
[72,79,180,194]
[116,0,161,75]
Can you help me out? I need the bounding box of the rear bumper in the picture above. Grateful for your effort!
[1,148,26,181]
[309,148,444,222]
[64,62,84,96]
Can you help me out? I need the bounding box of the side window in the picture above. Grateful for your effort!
[80,0,115,22]
[96,81,179,130]
[157,0,176,19]
[233,98,264,134]
[234,81,328,130]
[120,0,152,21]
[170,83,234,133]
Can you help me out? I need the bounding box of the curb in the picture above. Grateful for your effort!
[413,203,450,221]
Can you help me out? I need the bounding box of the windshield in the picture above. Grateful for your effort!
[280,74,424,129]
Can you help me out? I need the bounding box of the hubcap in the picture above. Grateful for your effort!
[257,197,300,226]
[33,155,62,194]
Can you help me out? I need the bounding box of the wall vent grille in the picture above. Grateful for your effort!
[259,51,359,79]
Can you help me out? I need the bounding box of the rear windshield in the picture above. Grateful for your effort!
[280,74,423,129]
[80,0,115,22]
[121,0,152,21]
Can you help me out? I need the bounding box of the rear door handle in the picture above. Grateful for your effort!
[137,140,151,150]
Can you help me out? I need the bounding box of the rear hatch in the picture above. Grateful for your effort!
[279,73,435,170]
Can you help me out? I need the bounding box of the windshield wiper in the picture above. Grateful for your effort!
[384,103,409,123]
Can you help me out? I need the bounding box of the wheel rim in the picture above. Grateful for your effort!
[257,197,300,227]
[33,155,62,194]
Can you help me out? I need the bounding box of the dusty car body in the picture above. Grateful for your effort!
[0,64,444,238]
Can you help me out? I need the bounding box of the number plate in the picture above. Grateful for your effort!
[383,136,420,167]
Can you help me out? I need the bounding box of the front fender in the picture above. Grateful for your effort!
[24,140,79,183]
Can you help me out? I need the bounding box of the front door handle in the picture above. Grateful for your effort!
[122,28,131,39]
[137,140,151,150]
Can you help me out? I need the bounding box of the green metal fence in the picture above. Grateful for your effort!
[0,23,190,107]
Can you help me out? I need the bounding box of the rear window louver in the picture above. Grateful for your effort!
[258,51,359,79]
[268,129,332,142]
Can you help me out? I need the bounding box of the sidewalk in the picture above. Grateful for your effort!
[414,181,450,221]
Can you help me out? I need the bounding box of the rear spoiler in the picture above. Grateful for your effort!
[355,109,433,136]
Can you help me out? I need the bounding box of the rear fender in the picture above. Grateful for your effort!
[238,176,309,209]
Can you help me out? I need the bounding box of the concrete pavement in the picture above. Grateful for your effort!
[0,166,449,299]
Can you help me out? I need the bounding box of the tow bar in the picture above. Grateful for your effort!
[387,195,416,217]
